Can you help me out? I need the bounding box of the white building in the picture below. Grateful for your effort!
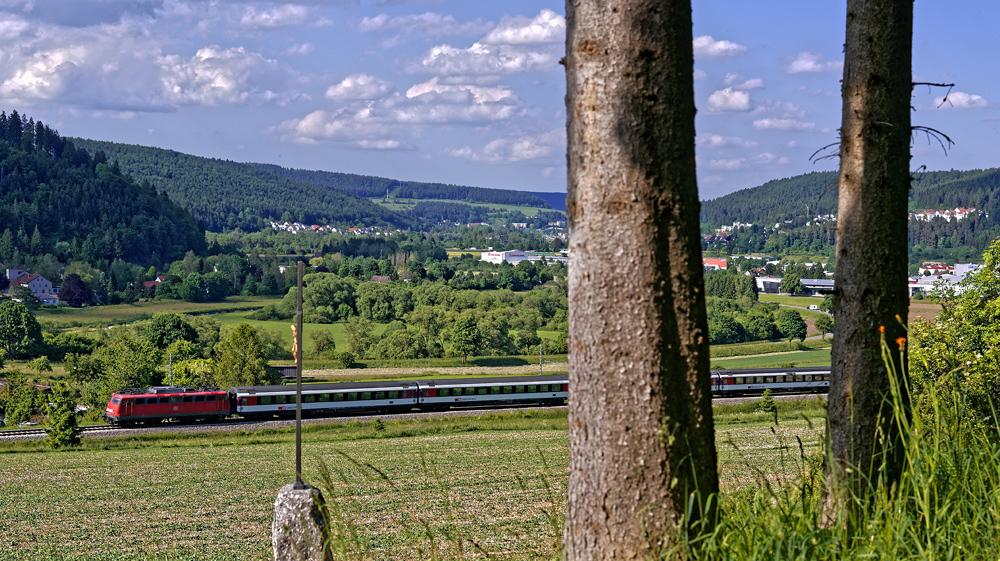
[479,250,568,265]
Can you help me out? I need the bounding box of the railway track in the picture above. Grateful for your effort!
[0,392,825,443]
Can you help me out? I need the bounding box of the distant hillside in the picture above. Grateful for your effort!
[524,191,567,211]
[0,110,205,266]
[250,163,552,208]
[701,168,1000,228]
[71,139,414,232]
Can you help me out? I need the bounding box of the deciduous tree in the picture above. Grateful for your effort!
[565,0,718,557]
[0,301,43,360]
[213,323,279,387]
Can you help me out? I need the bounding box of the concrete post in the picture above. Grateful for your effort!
[272,483,330,561]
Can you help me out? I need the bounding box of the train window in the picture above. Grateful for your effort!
[304,395,315,403]
[259,396,271,405]
[804,375,813,381]
[206,395,216,402]
[111,397,121,404]
[134,398,145,405]
[274,395,286,404]
[182,396,193,403]
[157,397,168,404]
[169,396,182,404]
[540,385,550,393]
[194,396,205,402]
[502,386,513,394]
[476,387,488,395]
[318,394,329,402]
[388,391,399,399]
[374,392,385,400]
[346,392,358,401]
[331,394,342,402]
[515,386,525,393]
[795,375,803,382]
[359,392,371,400]
[754,377,763,384]
[464,388,475,395]
[527,385,537,393]
[438,388,450,397]
[490,387,501,394]
[764,377,774,384]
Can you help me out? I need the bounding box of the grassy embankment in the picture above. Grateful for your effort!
[0,399,826,561]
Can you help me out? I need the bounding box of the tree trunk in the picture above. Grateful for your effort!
[565,1,718,558]
[827,0,912,520]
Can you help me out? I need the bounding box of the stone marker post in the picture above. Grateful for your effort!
[273,260,330,561]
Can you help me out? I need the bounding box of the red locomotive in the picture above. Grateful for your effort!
[104,386,230,426]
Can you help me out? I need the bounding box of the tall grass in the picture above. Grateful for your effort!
[679,337,1000,560]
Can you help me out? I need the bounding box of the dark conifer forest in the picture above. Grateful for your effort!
[0,110,206,266]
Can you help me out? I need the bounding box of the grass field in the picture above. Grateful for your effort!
[0,404,823,561]
[35,297,277,329]
[372,198,565,218]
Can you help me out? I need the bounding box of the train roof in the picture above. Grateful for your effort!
[113,386,225,396]
[416,375,568,387]
[711,367,830,375]
[229,380,419,394]
[227,374,568,395]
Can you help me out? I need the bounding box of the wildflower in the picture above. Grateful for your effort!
[879,325,885,333]
[896,337,906,350]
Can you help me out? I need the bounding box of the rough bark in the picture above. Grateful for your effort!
[565,1,718,558]
[827,0,912,518]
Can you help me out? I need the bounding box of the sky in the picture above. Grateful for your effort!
[0,1,996,201]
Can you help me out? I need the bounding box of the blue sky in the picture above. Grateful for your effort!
[0,1,995,201]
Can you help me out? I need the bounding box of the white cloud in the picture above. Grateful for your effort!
[480,9,565,44]
[158,46,303,106]
[785,51,842,74]
[723,74,763,90]
[240,5,311,28]
[448,129,562,163]
[280,77,523,147]
[694,69,707,80]
[326,74,395,101]
[753,118,816,131]
[0,19,304,110]
[693,35,747,58]
[934,91,989,109]
[698,133,758,149]
[707,87,750,111]
[284,43,315,56]
[414,42,558,76]
[708,152,789,170]
[357,12,493,47]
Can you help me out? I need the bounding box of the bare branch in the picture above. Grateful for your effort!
[911,125,955,155]
[809,141,841,163]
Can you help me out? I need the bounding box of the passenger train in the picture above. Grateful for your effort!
[103,367,829,427]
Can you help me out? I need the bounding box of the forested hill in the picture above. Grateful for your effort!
[250,163,552,208]
[523,191,567,211]
[0,110,205,265]
[71,139,414,232]
[701,168,1000,228]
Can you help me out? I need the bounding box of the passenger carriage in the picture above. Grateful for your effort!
[710,367,831,396]
[416,375,569,411]
[229,380,420,419]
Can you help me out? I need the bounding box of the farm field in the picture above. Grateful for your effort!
[34,296,277,329]
[371,198,565,218]
[0,406,824,560]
